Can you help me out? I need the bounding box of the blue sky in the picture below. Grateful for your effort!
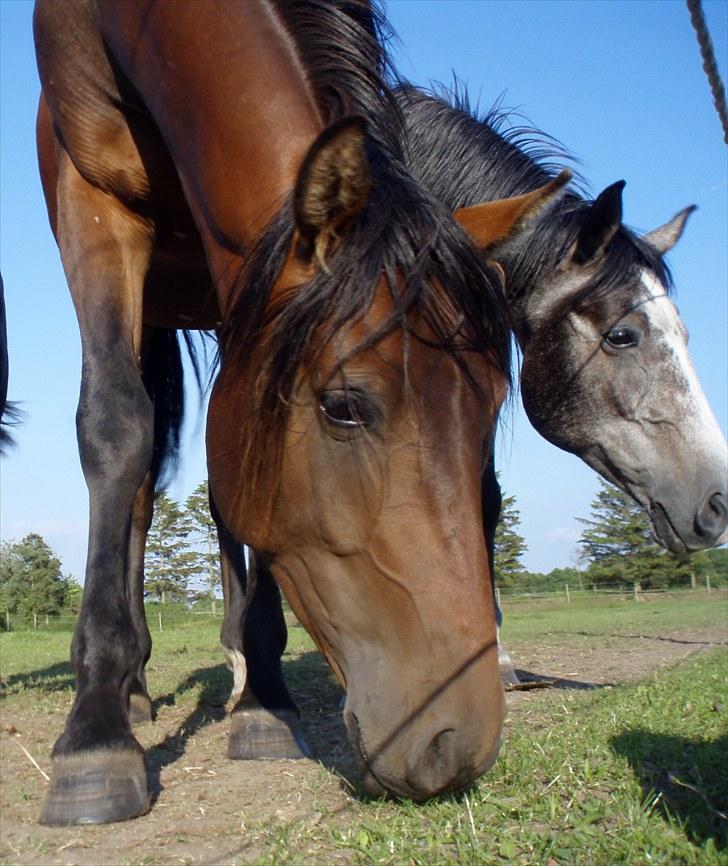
[1,0,726,580]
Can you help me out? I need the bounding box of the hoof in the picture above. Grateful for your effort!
[499,647,521,687]
[128,692,153,725]
[39,748,149,826]
[228,707,311,760]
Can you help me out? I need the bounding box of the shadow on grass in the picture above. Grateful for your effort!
[144,648,355,803]
[513,668,613,690]
[0,660,74,695]
[559,631,726,646]
[145,663,230,803]
[611,729,728,849]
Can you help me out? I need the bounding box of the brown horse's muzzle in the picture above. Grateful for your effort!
[341,645,505,800]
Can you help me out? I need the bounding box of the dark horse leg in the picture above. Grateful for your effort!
[212,495,310,760]
[482,454,519,685]
[125,326,187,726]
[39,153,154,826]
[126,471,155,725]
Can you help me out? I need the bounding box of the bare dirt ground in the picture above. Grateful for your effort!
[1,625,725,866]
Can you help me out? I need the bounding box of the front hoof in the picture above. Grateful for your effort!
[39,749,149,826]
[128,692,153,726]
[228,707,311,760]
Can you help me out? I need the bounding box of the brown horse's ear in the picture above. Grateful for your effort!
[643,205,696,254]
[572,180,625,265]
[294,116,372,271]
[454,170,571,252]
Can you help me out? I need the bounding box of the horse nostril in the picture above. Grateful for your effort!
[695,492,728,540]
[405,729,464,799]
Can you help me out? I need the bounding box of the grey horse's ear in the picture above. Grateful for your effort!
[643,206,696,254]
[572,180,625,265]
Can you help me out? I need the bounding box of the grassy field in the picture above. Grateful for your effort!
[1,593,726,865]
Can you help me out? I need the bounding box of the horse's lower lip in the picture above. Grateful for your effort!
[649,503,687,553]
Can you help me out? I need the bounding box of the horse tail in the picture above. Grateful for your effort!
[141,328,184,490]
[0,273,22,455]
[143,327,214,491]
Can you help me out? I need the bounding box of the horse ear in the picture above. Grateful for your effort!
[572,180,625,265]
[643,205,696,254]
[454,170,571,251]
[294,116,372,270]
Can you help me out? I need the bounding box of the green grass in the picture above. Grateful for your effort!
[500,590,727,646]
[1,595,726,865]
[242,650,728,866]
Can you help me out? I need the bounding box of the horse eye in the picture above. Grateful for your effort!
[604,327,640,349]
[319,390,372,428]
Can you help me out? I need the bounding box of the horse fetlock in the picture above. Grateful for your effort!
[228,706,311,761]
[128,691,153,725]
[39,747,149,826]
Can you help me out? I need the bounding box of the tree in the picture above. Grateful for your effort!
[493,489,528,587]
[578,480,693,589]
[0,533,70,620]
[145,493,197,603]
[184,481,221,611]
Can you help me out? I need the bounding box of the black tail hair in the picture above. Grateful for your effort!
[142,329,214,491]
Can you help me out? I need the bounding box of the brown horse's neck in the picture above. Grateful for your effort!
[97,0,324,289]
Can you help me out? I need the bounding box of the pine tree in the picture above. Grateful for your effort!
[184,481,221,610]
[494,489,528,587]
[0,533,70,620]
[578,480,692,588]
[145,493,197,603]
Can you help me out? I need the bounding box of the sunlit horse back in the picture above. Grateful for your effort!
[32,0,566,824]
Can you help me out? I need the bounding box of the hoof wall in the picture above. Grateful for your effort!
[128,693,153,726]
[39,749,149,826]
[228,708,311,760]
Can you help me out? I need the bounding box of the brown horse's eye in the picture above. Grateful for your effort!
[319,390,374,428]
[604,326,640,349]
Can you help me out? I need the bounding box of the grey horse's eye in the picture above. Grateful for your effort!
[604,327,640,349]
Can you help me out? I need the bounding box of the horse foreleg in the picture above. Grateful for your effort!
[212,495,310,760]
[126,472,155,724]
[39,153,154,826]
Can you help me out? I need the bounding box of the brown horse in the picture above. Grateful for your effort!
[34,0,564,825]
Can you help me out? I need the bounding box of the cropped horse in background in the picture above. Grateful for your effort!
[33,0,567,825]
[397,86,728,665]
[0,275,21,454]
[0,276,10,451]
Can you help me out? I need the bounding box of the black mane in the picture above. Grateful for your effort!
[271,0,402,154]
[397,85,672,309]
[218,6,511,508]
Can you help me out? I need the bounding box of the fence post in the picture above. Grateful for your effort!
[158,610,163,632]
[705,574,712,593]
[565,583,570,603]
[690,571,696,590]
[5,611,9,632]
[495,586,501,609]
[33,612,38,630]
[633,582,641,602]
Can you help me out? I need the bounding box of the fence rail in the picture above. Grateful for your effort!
[2,582,725,633]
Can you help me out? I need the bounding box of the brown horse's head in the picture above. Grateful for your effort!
[208,119,564,799]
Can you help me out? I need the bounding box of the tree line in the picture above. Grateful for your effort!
[495,477,727,591]
[2,478,726,624]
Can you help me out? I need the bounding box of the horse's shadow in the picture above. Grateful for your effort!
[0,660,75,695]
[144,649,354,804]
[513,668,612,690]
[610,729,727,850]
